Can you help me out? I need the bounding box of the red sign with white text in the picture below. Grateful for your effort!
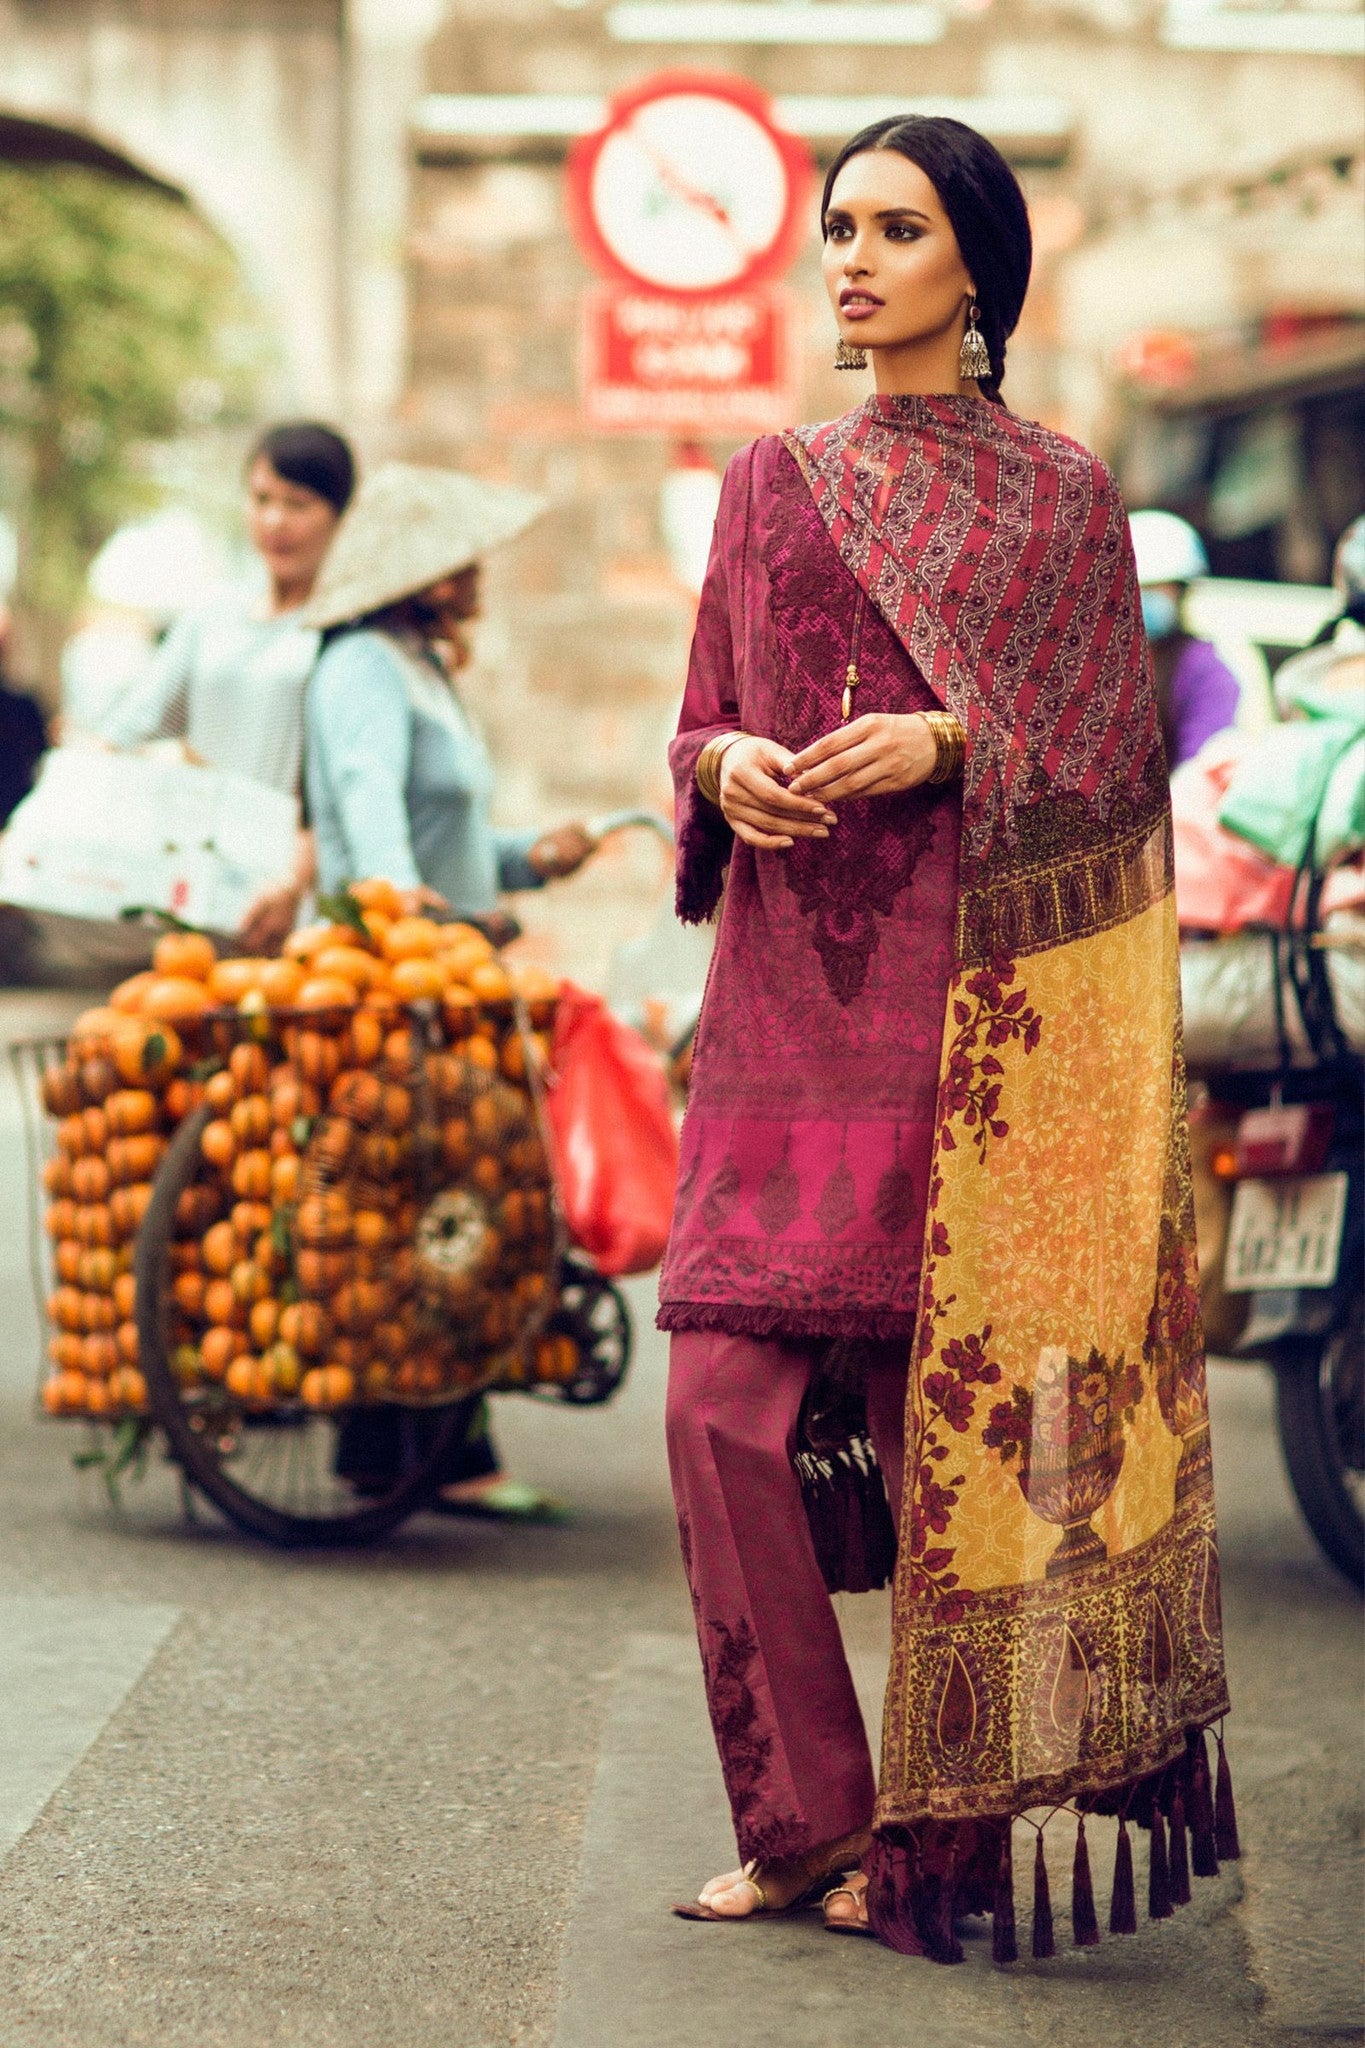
[581,284,798,434]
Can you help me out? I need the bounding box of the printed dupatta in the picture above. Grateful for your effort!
[785,395,1233,1961]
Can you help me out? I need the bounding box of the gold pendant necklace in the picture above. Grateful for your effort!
[842,587,868,724]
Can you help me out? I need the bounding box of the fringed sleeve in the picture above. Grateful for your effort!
[668,449,750,925]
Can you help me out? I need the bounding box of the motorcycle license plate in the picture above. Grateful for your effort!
[1224,1172,1349,1292]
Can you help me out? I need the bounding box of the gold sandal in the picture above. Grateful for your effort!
[822,1870,874,1938]
[672,1843,865,1924]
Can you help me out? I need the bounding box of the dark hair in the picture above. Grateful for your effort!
[821,116,1032,403]
[248,420,356,515]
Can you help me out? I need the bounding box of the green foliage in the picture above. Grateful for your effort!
[0,163,263,626]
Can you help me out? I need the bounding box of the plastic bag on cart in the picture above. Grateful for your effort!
[1181,916,1365,1072]
[544,982,679,1276]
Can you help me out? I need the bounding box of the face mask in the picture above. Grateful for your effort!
[1141,589,1180,640]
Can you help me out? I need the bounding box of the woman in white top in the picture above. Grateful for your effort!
[99,422,355,951]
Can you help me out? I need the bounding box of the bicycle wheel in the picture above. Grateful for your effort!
[136,1107,465,1546]
[538,1254,633,1406]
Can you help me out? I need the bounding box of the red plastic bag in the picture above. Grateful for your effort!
[543,983,679,1276]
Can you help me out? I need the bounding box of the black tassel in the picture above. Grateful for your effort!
[1071,1817,1100,1946]
[1168,1787,1191,1906]
[1214,1735,1241,1861]
[1031,1831,1055,1958]
[1188,1732,1219,1878]
[1148,1809,1172,1920]
[992,1824,1017,1965]
[1109,1819,1137,1935]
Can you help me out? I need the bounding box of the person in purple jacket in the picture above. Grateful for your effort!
[1130,509,1241,770]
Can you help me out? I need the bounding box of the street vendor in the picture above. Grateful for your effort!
[97,420,356,952]
[1130,508,1241,770]
[297,461,599,1520]
[661,115,1233,1959]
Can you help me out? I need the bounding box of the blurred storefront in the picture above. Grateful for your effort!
[396,0,1363,972]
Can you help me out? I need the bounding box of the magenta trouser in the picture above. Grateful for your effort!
[665,1329,908,1867]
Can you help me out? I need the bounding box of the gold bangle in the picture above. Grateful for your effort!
[922,710,966,785]
[695,731,748,806]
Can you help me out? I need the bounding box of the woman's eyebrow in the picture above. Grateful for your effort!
[874,207,931,223]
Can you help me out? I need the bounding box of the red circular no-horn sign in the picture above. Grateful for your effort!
[565,72,815,300]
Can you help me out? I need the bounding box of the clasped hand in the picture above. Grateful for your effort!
[718,714,938,850]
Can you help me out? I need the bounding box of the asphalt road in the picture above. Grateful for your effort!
[0,990,1360,2048]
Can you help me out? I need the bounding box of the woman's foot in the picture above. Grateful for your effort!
[678,1828,871,1920]
[822,1867,873,1936]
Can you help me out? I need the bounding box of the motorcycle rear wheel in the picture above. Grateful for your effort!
[1271,1294,1364,1590]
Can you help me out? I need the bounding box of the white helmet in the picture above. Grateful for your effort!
[1129,509,1209,586]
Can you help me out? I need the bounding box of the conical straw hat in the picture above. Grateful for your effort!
[298,461,546,629]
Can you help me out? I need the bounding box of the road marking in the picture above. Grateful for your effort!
[0,1594,180,1858]
[553,1630,1032,2048]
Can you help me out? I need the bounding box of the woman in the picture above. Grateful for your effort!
[299,461,596,1517]
[663,117,1233,1960]
[99,421,355,951]
[1129,509,1240,769]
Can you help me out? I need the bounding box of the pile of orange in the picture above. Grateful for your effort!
[38,889,581,1422]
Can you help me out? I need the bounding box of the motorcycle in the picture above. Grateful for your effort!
[1187,889,1364,1588]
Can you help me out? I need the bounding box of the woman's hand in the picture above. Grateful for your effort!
[528,822,596,880]
[787,713,938,803]
[397,884,450,917]
[718,736,836,850]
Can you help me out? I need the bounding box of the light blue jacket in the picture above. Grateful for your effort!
[305,629,542,913]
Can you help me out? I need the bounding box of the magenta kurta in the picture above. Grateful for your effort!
[658,435,961,1341]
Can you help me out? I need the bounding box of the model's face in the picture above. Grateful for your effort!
[245,458,339,596]
[821,150,975,358]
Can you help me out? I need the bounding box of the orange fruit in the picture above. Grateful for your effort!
[351,877,405,918]
[229,1093,272,1145]
[381,917,443,962]
[269,1153,301,1203]
[80,1291,117,1334]
[291,1030,343,1086]
[71,1155,111,1203]
[81,1104,110,1152]
[463,1035,499,1073]
[109,1185,152,1239]
[105,1088,160,1136]
[109,973,158,1016]
[114,1272,137,1321]
[296,975,359,1012]
[389,956,446,1003]
[230,1259,269,1306]
[172,1270,208,1318]
[54,1240,83,1284]
[162,1076,203,1124]
[381,1084,412,1133]
[296,1191,352,1246]
[111,1021,182,1087]
[346,1009,385,1068]
[203,1070,238,1115]
[295,1247,350,1295]
[141,975,214,1021]
[82,1330,119,1376]
[78,1246,118,1292]
[330,1069,383,1122]
[41,1061,84,1118]
[202,1220,237,1275]
[200,1326,240,1379]
[284,921,358,963]
[382,1026,415,1080]
[228,1042,271,1094]
[225,1354,261,1401]
[109,1366,148,1410]
[258,958,305,1007]
[208,956,269,1006]
[278,1300,329,1355]
[232,1198,272,1242]
[466,960,513,1004]
[153,930,218,982]
[262,1340,302,1397]
[77,1053,118,1104]
[231,1149,272,1200]
[301,1364,355,1409]
[48,1286,84,1332]
[174,1184,221,1237]
[249,1296,280,1349]
[313,945,384,991]
[352,1208,390,1251]
[203,1278,246,1328]
[116,1319,140,1365]
[107,1134,165,1186]
[434,920,494,958]
[201,1119,237,1170]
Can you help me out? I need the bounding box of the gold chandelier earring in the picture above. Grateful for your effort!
[834,336,867,371]
[959,300,991,381]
